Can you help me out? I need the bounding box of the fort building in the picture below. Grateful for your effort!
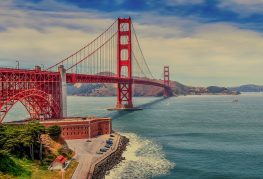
[6,117,112,140]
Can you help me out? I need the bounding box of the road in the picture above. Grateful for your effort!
[66,134,116,179]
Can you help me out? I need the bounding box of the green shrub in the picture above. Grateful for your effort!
[46,126,61,139]
[0,154,30,176]
[57,146,73,159]
[47,155,55,159]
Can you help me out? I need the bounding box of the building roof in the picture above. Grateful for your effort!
[5,117,111,125]
[53,155,67,164]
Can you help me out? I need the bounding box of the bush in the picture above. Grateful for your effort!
[0,154,30,176]
[46,126,61,139]
[47,155,55,160]
[57,146,73,159]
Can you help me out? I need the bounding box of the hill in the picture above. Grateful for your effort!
[228,84,263,92]
[67,78,239,96]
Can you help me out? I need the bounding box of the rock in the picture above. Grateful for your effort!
[92,136,129,179]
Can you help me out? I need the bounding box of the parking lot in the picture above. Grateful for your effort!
[66,134,117,179]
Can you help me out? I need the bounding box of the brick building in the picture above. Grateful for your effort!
[40,117,112,140]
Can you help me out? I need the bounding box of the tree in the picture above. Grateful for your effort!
[26,122,45,160]
[46,126,61,139]
[0,122,45,159]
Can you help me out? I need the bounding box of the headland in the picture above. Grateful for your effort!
[2,116,129,179]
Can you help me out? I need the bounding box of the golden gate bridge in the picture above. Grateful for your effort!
[0,17,172,123]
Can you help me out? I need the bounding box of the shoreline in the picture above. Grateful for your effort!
[67,133,129,179]
[91,135,129,179]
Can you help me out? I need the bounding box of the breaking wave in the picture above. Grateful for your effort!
[105,133,175,179]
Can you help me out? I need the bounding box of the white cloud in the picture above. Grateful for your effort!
[166,0,204,5]
[219,0,263,15]
[136,22,263,86]
[0,0,262,86]
[223,0,263,5]
[0,0,115,67]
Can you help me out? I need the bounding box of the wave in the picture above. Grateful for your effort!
[105,132,175,179]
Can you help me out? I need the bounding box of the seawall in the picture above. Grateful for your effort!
[91,135,129,179]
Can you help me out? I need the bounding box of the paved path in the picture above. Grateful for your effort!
[66,134,118,179]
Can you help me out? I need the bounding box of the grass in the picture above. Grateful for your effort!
[64,160,78,179]
[31,160,78,179]
[0,157,78,179]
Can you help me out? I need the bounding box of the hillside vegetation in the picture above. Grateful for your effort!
[0,122,76,178]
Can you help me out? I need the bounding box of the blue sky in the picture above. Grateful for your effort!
[0,0,263,86]
[16,0,263,28]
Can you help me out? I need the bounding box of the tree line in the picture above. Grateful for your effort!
[0,122,61,175]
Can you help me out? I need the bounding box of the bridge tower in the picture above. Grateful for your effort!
[164,66,170,97]
[58,65,67,117]
[116,17,133,109]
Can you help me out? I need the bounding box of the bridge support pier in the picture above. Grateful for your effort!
[116,82,133,109]
[58,65,67,118]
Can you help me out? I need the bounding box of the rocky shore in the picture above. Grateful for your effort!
[92,135,129,179]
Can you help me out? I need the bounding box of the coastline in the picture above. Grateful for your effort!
[67,133,129,179]
[91,135,129,179]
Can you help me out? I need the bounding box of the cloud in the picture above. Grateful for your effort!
[137,23,263,86]
[165,0,204,5]
[0,0,262,86]
[219,0,263,15]
[0,0,116,67]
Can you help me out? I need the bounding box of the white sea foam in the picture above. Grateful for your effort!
[105,133,175,179]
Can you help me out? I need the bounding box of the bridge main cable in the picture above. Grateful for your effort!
[46,19,118,73]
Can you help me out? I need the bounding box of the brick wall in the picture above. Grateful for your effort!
[41,118,112,140]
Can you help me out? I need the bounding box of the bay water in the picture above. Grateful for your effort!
[5,93,263,178]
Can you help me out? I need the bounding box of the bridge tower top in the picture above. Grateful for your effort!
[164,66,170,87]
[164,66,171,97]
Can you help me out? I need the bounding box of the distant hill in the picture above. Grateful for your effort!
[67,77,239,96]
[228,84,263,92]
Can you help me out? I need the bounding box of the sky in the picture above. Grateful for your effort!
[0,0,263,86]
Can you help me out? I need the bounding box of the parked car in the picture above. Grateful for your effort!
[100,148,107,152]
[106,140,113,144]
[96,151,103,154]
[105,144,111,148]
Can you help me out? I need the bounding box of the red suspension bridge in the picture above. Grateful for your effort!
[0,17,172,123]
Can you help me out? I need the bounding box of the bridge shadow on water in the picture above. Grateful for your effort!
[108,97,170,120]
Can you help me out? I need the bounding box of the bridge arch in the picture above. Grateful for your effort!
[0,89,60,123]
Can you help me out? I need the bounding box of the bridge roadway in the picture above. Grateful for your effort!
[0,68,167,88]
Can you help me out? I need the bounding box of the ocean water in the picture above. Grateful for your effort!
[4,93,263,178]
